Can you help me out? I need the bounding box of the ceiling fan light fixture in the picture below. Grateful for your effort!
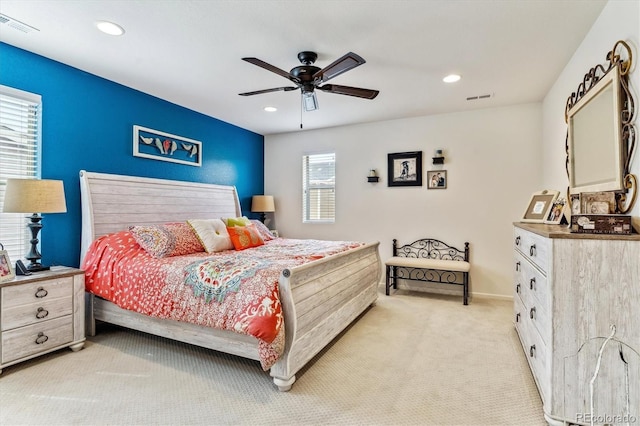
[443,74,461,83]
[95,20,125,36]
[303,91,318,111]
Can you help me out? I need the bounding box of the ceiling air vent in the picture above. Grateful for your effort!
[466,93,493,101]
[0,14,39,33]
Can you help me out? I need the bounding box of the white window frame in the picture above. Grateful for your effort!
[302,152,336,224]
[0,85,42,262]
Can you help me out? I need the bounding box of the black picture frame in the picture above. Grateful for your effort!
[387,151,422,187]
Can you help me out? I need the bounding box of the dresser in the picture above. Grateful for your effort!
[513,223,639,426]
[0,267,85,374]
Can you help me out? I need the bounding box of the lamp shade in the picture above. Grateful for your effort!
[3,179,67,214]
[251,195,275,213]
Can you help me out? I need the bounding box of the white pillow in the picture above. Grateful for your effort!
[187,219,233,253]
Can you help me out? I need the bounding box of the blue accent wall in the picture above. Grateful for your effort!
[0,42,264,268]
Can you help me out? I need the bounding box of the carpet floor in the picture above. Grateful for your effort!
[0,291,545,425]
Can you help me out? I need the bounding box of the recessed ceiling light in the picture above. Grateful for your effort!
[443,74,461,83]
[95,21,125,36]
[264,106,277,112]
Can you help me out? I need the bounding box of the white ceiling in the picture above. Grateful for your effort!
[0,0,607,136]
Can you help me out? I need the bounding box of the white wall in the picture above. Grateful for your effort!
[265,103,541,298]
[542,0,640,222]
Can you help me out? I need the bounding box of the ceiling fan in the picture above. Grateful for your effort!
[239,51,379,111]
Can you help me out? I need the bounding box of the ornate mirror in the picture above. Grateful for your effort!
[565,40,637,213]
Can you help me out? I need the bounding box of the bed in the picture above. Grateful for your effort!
[79,170,381,391]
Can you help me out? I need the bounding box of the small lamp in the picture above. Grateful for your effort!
[2,179,67,272]
[251,195,275,223]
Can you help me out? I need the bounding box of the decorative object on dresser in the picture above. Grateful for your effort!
[426,170,447,189]
[251,195,275,223]
[387,151,422,187]
[521,190,560,223]
[565,40,637,214]
[0,266,85,374]
[385,238,470,305]
[513,223,639,425]
[543,198,568,225]
[2,179,67,272]
[133,125,202,167]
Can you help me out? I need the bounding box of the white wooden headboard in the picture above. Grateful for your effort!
[79,170,242,263]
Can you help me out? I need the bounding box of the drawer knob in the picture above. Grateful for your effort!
[530,307,536,319]
[515,236,521,246]
[530,277,536,290]
[35,287,48,298]
[515,261,520,272]
[35,332,49,345]
[529,244,536,257]
[36,307,49,319]
[529,344,536,358]
[515,312,521,322]
[516,283,521,294]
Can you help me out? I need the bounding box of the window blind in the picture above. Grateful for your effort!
[0,85,41,262]
[302,152,335,223]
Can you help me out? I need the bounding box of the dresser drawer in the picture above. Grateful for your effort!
[515,251,550,312]
[514,228,550,274]
[1,296,73,331]
[1,316,73,364]
[1,277,73,307]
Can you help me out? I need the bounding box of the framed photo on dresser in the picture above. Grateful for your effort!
[0,249,14,283]
[521,190,560,223]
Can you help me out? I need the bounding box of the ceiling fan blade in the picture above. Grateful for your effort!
[313,52,366,83]
[242,57,301,83]
[317,84,379,99]
[239,87,298,96]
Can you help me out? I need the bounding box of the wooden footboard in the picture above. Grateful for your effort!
[271,242,381,390]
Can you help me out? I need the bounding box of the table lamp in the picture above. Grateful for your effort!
[251,195,275,223]
[2,179,67,272]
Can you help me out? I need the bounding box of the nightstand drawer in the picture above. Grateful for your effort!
[1,316,73,364]
[1,297,73,331]
[1,277,73,307]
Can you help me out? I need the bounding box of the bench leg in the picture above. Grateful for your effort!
[385,264,391,295]
[463,272,469,305]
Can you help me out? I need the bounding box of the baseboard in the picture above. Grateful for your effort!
[379,281,513,302]
[471,292,513,301]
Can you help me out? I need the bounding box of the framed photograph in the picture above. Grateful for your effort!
[521,190,560,223]
[580,191,616,215]
[133,125,202,167]
[0,250,15,283]
[427,170,447,189]
[544,198,567,224]
[387,151,422,187]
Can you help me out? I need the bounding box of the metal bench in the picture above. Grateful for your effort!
[385,238,470,305]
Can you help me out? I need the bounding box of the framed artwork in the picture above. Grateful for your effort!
[427,170,447,189]
[387,151,422,187]
[521,190,560,223]
[0,249,14,283]
[570,194,581,215]
[544,198,567,224]
[133,125,202,167]
[580,191,616,214]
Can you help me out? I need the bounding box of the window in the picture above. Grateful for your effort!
[302,152,335,223]
[0,85,41,261]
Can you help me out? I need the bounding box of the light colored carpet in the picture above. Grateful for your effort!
[0,291,545,425]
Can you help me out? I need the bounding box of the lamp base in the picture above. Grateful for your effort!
[26,263,50,273]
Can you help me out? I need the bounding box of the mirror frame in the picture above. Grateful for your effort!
[565,40,637,213]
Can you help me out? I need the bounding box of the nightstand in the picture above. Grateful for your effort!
[0,266,85,374]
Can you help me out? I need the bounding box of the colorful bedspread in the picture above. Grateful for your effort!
[82,231,361,369]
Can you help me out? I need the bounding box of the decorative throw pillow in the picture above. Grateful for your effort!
[187,219,234,253]
[250,219,275,241]
[226,224,265,250]
[129,222,204,258]
[222,216,251,227]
